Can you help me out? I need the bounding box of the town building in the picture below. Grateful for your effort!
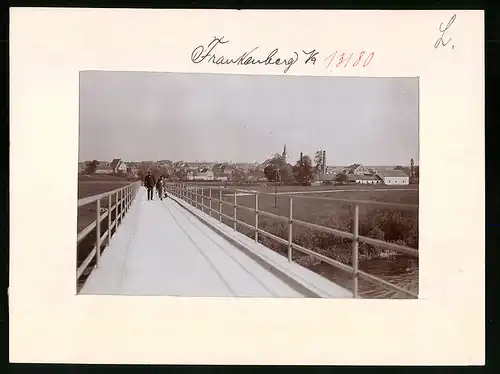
[109,158,127,173]
[376,170,410,185]
[343,164,376,175]
[193,169,215,181]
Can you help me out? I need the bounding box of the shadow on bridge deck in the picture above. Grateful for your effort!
[80,188,352,298]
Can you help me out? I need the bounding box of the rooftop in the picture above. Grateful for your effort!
[377,169,409,178]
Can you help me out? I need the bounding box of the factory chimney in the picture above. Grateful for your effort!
[322,150,326,173]
[300,152,303,166]
[410,158,414,183]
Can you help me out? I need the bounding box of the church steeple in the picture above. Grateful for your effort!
[282,143,288,163]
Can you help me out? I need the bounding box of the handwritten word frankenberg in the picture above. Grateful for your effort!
[191,36,306,73]
[434,14,456,49]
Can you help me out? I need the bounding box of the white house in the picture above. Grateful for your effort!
[376,170,409,185]
[212,163,234,180]
[354,175,383,185]
[109,158,127,173]
[193,169,215,181]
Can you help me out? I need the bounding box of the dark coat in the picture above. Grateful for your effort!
[144,174,156,188]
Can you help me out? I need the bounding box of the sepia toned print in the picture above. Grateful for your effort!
[77,71,419,298]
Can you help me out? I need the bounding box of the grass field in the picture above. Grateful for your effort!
[78,174,133,231]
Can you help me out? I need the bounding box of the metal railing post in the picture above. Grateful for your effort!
[352,203,359,298]
[115,191,119,225]
[108,194,112,245]
[120,189,124,220]
[201,188,204,213]
[96,199,101,267]
[117,189,121,222]
[288,197,293,262]
[255,193,259,243]
[219,189,222,223]
[233,192,237,231]
[209,189,212,217]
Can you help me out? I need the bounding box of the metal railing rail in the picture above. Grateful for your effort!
[166,183,419,298]
[77,181,141,281]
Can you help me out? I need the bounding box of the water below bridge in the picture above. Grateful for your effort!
[311,256,418,298]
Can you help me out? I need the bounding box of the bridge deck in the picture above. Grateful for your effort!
[80,188,306,297]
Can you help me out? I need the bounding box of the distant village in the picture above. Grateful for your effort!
[79,144,419,186]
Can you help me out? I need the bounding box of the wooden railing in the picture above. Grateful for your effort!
[76,182,141,284]
[166,183,419,298]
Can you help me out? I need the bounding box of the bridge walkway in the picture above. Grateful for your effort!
[80,188,316,297]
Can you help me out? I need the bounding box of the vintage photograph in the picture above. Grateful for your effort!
[77,71,419,298]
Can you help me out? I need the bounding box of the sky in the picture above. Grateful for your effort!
[79,72,419,166]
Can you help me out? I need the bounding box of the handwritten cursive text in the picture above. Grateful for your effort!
[191,36,300,73]
[434,14,456,49]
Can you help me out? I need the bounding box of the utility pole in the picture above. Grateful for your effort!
[274,168,279,208]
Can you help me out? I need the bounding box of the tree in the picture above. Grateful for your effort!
[174,169,186,180]
[264,154,286,182]
[336,173,348,183]
[231,169,246,184]
[292,155,314,185]
[84,160,98,174]
[314,150,323,169]
[313,150,326,180]
[137,162,155,181]
[264,164,279,182]
[150,166,164,180]
[279,165,294,184]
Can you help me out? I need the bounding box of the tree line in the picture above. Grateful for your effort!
[263,152,318,185]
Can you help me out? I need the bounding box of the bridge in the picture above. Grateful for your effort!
[76,182,419,298]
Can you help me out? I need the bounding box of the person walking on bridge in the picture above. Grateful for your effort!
[156,176,165,201]
[144,171,156,201]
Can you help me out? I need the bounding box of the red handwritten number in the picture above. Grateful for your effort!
[325,51,375,69]
[353,51,365,67]
[363,52,375,67]
[325,51,338,68]
[344,53,353,67]
[336,53,346,67]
